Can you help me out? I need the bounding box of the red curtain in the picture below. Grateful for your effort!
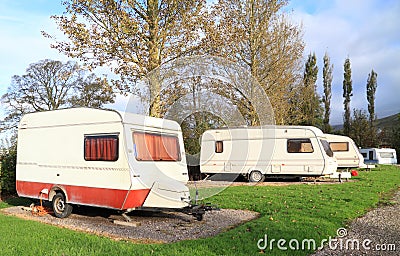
[133,133,152,161]
[133,132,180,161]
[160,135,179,160]
[85,137,118,161]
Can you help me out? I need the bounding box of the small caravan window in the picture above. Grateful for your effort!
[133,132,181,161]
[361,152,367,158]
[287,139,314,153]
[215,141,223,153]
[84,135,119,161]
[380,152,394,158]
[329,142,349,152]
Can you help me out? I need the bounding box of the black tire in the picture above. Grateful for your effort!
[52,192,73,218]
[249,170,265,182]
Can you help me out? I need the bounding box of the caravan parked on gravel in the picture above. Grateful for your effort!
[325,134,366,169]
[16,108,207,220]
[200,126,338,182]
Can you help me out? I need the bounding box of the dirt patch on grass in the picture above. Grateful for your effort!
[1,205,259,243]
[188,177,355,189]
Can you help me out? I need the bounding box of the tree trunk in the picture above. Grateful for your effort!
[147,0,162,117]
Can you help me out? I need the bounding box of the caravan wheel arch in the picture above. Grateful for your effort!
[48,185,68,202]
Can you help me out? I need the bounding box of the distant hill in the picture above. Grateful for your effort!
[376,113,400,130]
[331,123,343,131]
[331,113,399,131]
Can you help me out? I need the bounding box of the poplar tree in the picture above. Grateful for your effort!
[322,52,333,132]
[343,57,353,136]
[366,69,378,146]
[366,69,378,124]
[300,52,322,127]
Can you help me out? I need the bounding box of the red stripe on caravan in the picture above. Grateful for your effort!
[16,180,150,210]
[122,189,151,209]
[16,180,52,199]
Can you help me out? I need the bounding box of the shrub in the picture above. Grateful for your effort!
[0,145,17,196]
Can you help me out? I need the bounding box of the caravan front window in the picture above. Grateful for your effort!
[320,139,334,157]
[287,139,314,153]
[133,132,181,161]
[84,135,119,161]
[329,142,349,152]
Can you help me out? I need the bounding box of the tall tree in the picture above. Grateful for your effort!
[366,69,378,124]
[343,57,353,136]
[389,114,400,163]
[299,52,322,127]
[1,59,114,131]
[69,74,115,108]
[365,69,379,147]
[349,109,370,148]
[322,52,333,132]
[205,0,304,125]
[44,0,206,117]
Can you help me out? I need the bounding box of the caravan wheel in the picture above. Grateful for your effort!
[249,171,265,182]
[52,193,73,218]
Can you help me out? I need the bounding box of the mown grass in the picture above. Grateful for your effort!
[0,165,399,255]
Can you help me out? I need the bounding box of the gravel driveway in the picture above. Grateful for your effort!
[1,205,259,243]
[313,191,400,255]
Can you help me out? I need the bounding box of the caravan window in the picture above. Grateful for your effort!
[380,152,394,158]
[287,139,314,153]
[84,135,119,161]
[329,142,349,152]
[320,139,334,157]
[215,141,223,153]
[133,132,181,161]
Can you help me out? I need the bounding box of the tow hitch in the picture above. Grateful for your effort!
[181,203,219,221]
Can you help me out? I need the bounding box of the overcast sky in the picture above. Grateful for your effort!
[0,0,399,125]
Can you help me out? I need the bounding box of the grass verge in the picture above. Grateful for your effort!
[0,165,399,255]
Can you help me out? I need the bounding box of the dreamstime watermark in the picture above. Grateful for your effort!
[257,228,396,252]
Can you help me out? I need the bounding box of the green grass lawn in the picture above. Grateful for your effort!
[0,165,399,256]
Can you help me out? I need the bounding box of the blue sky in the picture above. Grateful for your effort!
[0,0,399,125]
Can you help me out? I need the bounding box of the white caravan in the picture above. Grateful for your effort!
[16,108,206,220]
[200,126,338,182]
[359,148,397,165]
[325,134,365,169]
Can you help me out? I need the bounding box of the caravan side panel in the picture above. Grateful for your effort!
[200,126,336,177]
[16,109,150,210]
